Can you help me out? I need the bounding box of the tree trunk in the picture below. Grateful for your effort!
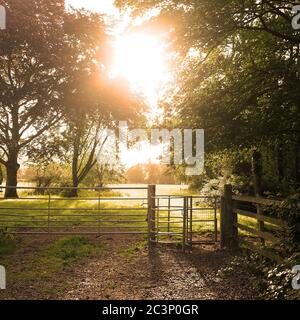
[0,165,3,185]
[70,130,80,198]
[70,177,79,198]
[295,142,300,183]
[5,160,20,198]
[6,106,20,198]
[251,150,265,245]
[276,143,284,183]
[251,150,263,196]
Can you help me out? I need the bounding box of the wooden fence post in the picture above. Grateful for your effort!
[148,185,156,244]
[220,184,238,249]
[252,150,265,245]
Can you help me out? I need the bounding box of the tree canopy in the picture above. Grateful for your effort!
[0,0,144,197]
[116,0,300,194]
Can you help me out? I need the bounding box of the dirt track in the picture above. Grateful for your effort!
[0,235,260,300]
[63,238,259,300]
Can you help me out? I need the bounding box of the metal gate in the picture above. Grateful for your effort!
[0,185,218,246]
[150,194,218,247]
[0,186,149,235]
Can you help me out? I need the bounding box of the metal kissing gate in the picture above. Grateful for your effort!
[0,185,218,246]
[148,185,218,246]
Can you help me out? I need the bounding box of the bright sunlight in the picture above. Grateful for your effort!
[112,34,168,167]
[67,1,168,106]
[67,1,169,167]
[112,33,168,107]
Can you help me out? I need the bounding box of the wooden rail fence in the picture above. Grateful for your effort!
[220,184,300,262]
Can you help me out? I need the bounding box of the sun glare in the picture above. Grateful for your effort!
[112,33,167,106]
[112,33,168,167]
[68,1,169,167]
[67,1,169,108]
[121,143,162,168]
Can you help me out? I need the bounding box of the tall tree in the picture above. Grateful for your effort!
[63,75,144,196]
[26,72,145,196]
[117,0,300,192]
[0,0,105,197]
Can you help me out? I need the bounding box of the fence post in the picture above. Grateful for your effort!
[47,193,51,234]
[189,196,193,245]
[220,184,238,249]
[147,185,156,244]
[182,196,187,249]
[252,150,265,245]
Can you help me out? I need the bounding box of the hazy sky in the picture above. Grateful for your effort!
[66,0,119,15]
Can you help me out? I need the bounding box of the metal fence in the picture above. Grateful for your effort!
[0,185,218,246]
[0,186,149,235]
[152,195,218,246]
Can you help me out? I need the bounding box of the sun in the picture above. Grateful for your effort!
[111,33,168,167]
[67,2,169,108]
[112,33,167,106]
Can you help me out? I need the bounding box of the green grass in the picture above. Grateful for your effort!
[47,236,101,266]
[118,240,148,259]
[0,228,16,254]
[169,189,199,196]
[3,236,105,287]
[75,189,123,198]
[237,214,282,237]
[18,189,123,198]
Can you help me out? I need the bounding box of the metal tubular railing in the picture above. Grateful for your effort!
[0,185,219,244]
[0,186,149,235]
[152,194,219,246]
[186,196,219,245]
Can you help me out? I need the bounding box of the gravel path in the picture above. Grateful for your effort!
[62,236,259,300]
[0,235,260,300]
